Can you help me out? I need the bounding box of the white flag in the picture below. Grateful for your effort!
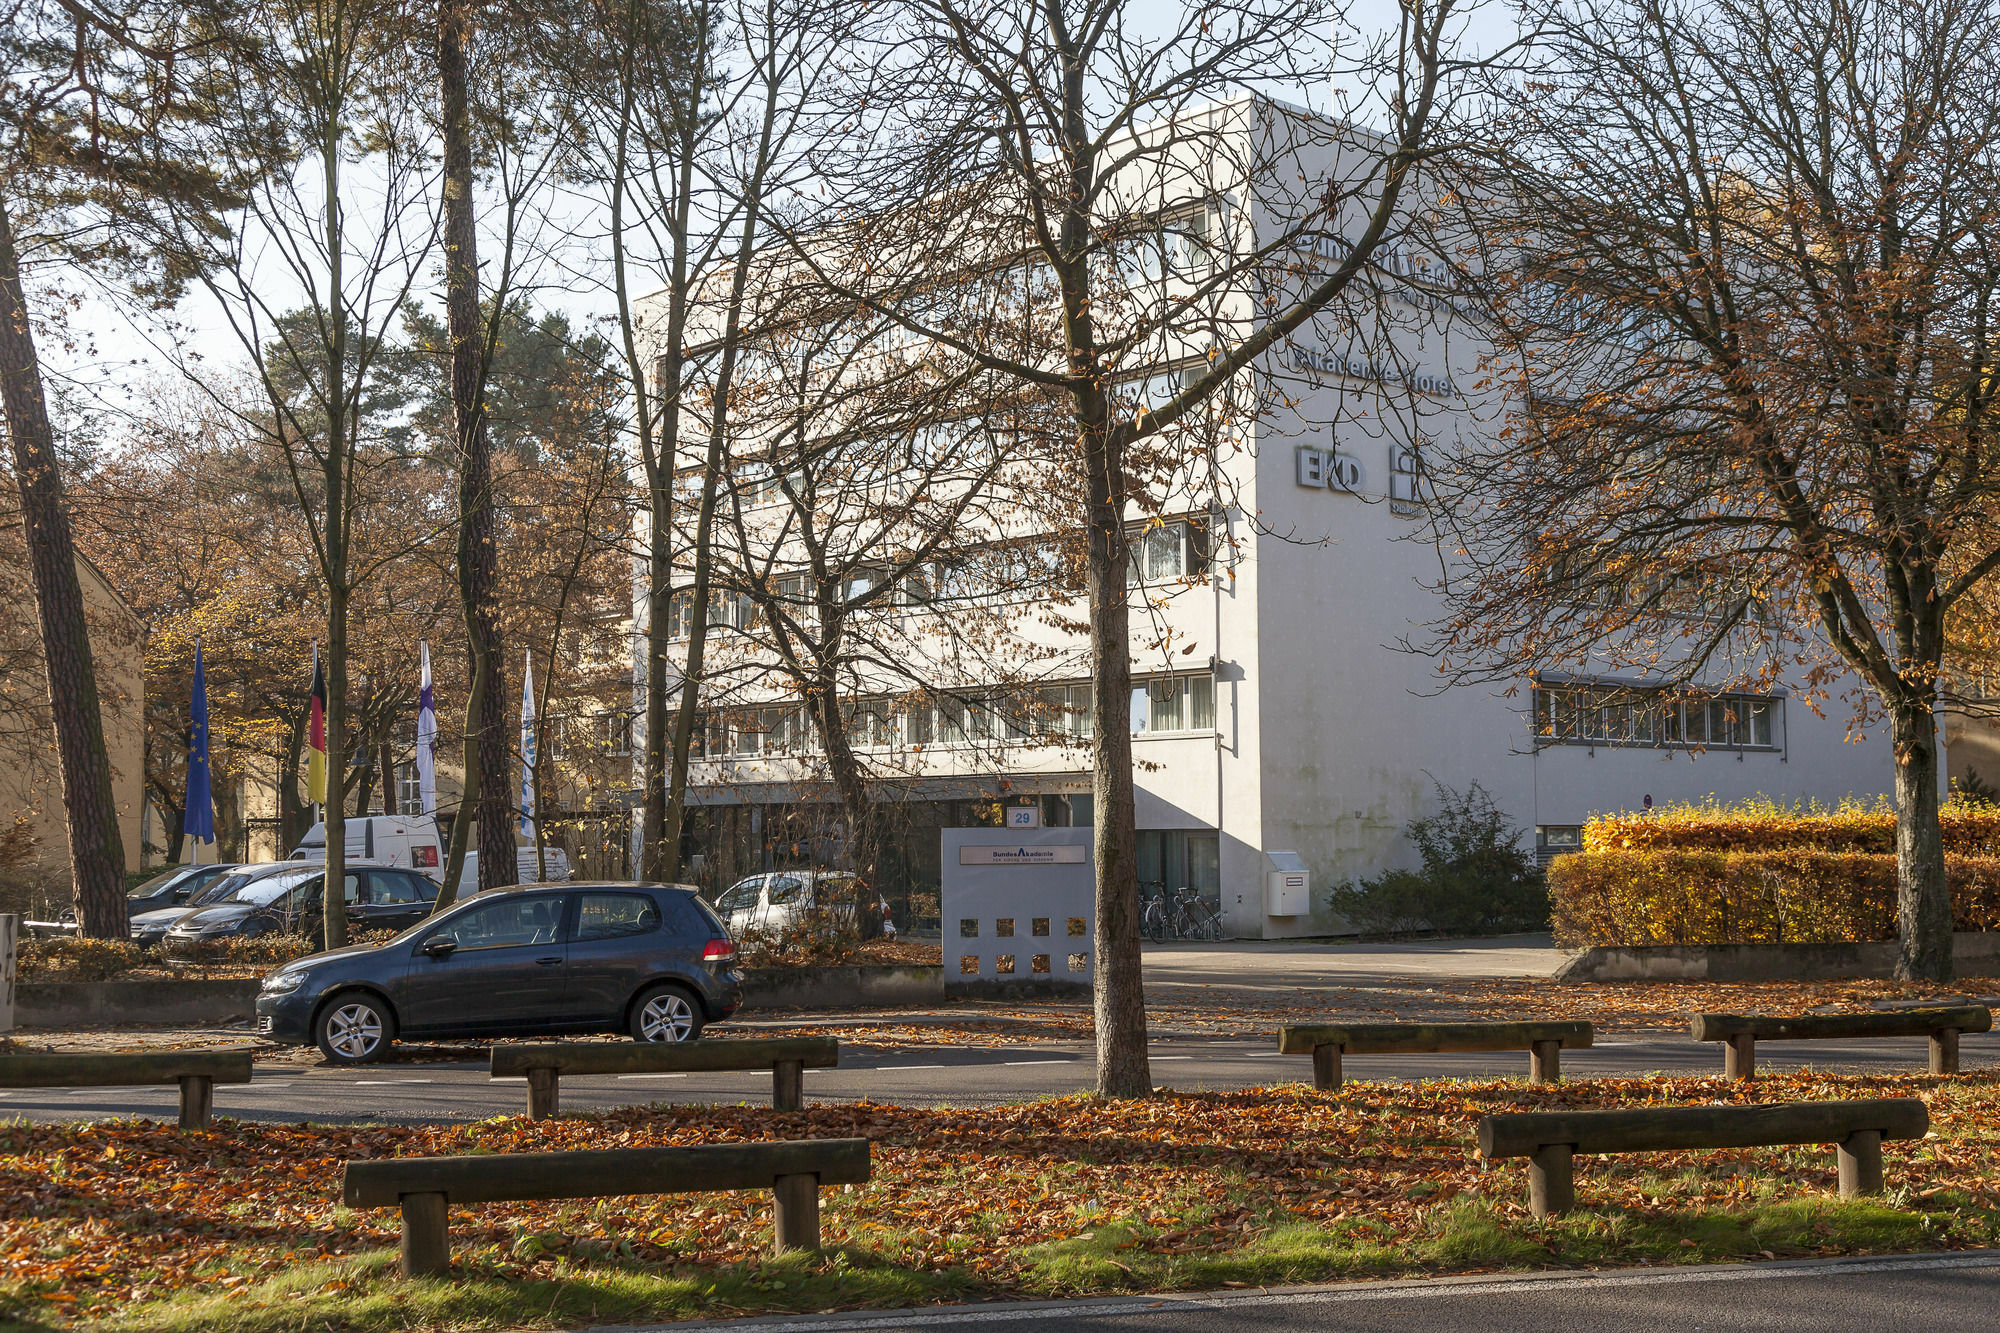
[415,641,437,817]
[519,650,537,838]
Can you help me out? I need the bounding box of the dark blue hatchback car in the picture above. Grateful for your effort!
[255,882,742,1065]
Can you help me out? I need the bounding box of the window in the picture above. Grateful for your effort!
[367,871,430,904]
[1389,446,1423,507]
[1130,675,1215,735]
[599,710,632,757]
[395,764,422,815]
[575,893,660,940]
[1127,518,1210,585]
[716,877,763,913]
[430,895,566,950]
[1533,683,1781,751]
[666,590,694,640]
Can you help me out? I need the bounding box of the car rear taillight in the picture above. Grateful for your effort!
[702,938,736,962]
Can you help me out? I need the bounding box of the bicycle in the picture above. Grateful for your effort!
[1141,882,1172,943]
[1171,887,1223,942]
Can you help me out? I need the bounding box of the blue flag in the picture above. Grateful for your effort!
[184,641,215,845]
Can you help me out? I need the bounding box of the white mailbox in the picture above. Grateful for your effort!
[1264,850,1311,917]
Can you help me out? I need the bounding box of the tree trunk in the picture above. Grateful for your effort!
[809,671,881,935]
[439,7,513,892]
[1893,702,1952,981]
[153,780,186,866]
[379,736,396,815]
[323,585,350,949]
[0,197,128,937]
[434,639,489,914]
[279,703,309,854]
[1082,419,1149,1097]
[641,462,673,878]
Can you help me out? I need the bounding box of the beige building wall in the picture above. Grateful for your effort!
[0,525,145,912]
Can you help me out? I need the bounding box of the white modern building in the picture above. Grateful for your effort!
[633,95,1909,938]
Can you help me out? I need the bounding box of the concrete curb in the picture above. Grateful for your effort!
[1557,930,2000,982]
[593,1248,2000,1330]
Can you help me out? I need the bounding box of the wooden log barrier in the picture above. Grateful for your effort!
[0,1049,254,1129]
[490,1037,839,1119]
[1477,1098,1929,1218]
[343,1139,872,1276]
[1276,1021,1594,1090]
[1688,1007,1991,1079]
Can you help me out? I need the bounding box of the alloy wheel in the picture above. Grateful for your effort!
[326,1002,383,1059]
[638,991,696,1042]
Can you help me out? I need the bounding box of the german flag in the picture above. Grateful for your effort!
[305,643,328,807]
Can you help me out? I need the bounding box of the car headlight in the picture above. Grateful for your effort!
[261,970,306,993]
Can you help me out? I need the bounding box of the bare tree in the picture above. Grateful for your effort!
[563,0,866,880]
[789,0,1477,1094]
[1423,0,2000,981]
[159,0,438,949]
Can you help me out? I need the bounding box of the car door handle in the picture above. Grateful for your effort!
[535,956,562,966]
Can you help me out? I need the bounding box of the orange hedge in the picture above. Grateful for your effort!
[1549,849,2000,947]
[1583,798,2000,856]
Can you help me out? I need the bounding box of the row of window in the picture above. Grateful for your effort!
[690,673,1216,757]
[1532,683,1780,749]
[658,518,1214,642]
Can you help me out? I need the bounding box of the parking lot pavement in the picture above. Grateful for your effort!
[0,1030,1992,1126]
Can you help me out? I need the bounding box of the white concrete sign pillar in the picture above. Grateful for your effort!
[942,827,1094,996]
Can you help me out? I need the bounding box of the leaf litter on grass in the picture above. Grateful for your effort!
[3,1071,2000,1329]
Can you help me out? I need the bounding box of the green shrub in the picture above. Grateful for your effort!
[1549,849,2000,947]
[1327,781,1549,936]
[15,936,147,982]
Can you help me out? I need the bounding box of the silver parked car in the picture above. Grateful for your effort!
[713,870,896,940]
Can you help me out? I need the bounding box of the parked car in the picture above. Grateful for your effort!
[162,863,439,951]
[124,863,240,919]
[130,862,290,947]
[253,882,742,1064]
[713,870,896,940]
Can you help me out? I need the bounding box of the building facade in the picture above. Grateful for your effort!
[634,96,1915,936]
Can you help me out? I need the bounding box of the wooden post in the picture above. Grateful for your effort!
[770,1173,820,1253]
[177,1074,213,1129]
[1930,1028,1960,1076]
[773,1059,804,1111]
[399,1191,451,1277]
[1311,1043,1342,1091]
[1725,1033,1756,1080]
[1837,1129,1883,1197]
[1528,1142,1574,1218]
[526,1066,559,1120]
[1529,1039,1561,1084]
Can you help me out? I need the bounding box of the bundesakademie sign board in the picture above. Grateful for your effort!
[957,845,1089,866]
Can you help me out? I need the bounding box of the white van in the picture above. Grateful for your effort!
[458,846,573,893]
[292,816,445,876]
[292,817,570,888]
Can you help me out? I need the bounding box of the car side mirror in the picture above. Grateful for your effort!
[420,937,457,958]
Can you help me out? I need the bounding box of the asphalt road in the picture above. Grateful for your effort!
[659,1253,2000,1332]
[2,1031,1994,1125]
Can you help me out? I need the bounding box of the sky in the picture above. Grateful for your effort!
[42,0,1526,442]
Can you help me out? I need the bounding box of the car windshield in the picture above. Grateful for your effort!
[127,867,193,898]
[220,870,320,906]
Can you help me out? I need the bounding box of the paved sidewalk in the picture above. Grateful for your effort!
[1142,934,1564,994]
